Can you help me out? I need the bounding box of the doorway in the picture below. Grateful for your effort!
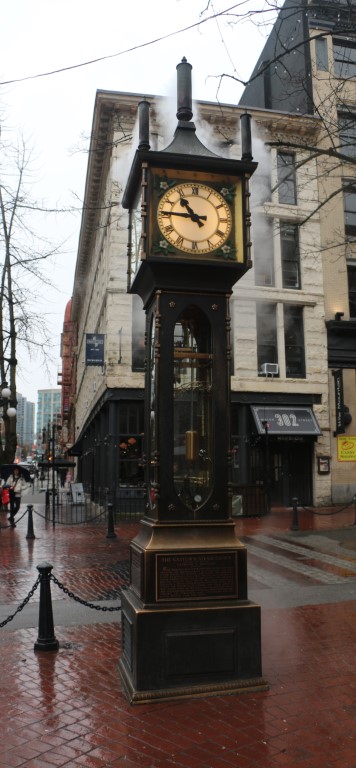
[269,441,312,506]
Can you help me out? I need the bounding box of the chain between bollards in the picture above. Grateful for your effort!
[106,502,117,539]
[291,496,299,531]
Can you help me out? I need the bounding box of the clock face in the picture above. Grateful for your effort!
[157,182,232,255]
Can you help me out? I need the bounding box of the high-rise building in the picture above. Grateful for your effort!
[16,393,35,457]
[36,389,61,439]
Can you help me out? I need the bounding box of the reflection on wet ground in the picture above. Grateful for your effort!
[0,499,356,766]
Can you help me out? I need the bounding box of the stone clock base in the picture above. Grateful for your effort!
[119,589,268,704]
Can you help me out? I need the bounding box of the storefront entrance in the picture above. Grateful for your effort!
[231,402,320,512]
[269,440,313,507]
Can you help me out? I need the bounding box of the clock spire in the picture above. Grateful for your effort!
[163,57,217,157]
[176,57,193,122]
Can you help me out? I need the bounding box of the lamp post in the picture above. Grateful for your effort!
[51,422,62,525]
[0,382,17,464]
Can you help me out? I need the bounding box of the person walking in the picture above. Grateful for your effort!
[7,467,29,526]
[0,479,10,512]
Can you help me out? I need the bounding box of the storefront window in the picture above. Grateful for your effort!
[119,434,143,485]
[118,403,144,486]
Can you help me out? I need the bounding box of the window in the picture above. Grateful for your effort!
[316,37,328,71]
[338,114,356,158]
[118,402,144,486]
[284,305,305,378]
[334,39,356,79]
[280,223,300,289]
[119,403,143,435]
[347,263,356,317]
[257,303,278,375]
[343,184,356,236]
[254,219,274,286]
[277,152,297,205]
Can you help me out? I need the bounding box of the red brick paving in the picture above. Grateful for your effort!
[0,501,356,767]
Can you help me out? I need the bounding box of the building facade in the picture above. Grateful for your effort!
[67,83,333,511]
[16,393,35,459]
[57,298,77,455]
[239,0,356,502]
[36,389,61,441]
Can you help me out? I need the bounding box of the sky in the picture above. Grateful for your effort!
[1,0,276,405]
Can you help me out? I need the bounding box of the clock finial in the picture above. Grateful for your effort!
[176,57,193,122]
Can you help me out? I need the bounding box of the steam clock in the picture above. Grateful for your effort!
[119,59,267,702]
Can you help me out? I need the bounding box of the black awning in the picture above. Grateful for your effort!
[251,406,322,436]
[67,439,83,457]
[38,461,76,469]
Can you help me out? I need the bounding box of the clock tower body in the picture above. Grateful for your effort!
[119,59,267,703]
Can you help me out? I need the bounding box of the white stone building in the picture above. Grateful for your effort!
[69,84,331,511]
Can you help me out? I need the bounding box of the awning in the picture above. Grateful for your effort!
[251,406,322,436]
[38,461,76,469]
[67,438,83,457]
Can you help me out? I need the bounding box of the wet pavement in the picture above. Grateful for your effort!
[1,494,356,767]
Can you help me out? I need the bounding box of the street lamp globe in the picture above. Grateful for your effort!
[6,406,16,418]
[1,387,11,399]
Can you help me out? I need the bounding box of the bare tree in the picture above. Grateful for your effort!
[200,1,356,240]
[0,130,59,464]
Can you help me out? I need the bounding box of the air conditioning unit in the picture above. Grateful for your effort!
[261,362,279,376]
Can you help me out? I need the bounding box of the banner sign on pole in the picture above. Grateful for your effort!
[332,369,345,435]
[85,334,105,366]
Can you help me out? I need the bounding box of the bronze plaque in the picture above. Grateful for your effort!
[156,551,237,602]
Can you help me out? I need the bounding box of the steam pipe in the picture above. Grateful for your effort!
[240,112,253,161]
[176,57,193,122]
[138,100,150,150]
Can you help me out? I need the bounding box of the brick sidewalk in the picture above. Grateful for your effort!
[0,502,356,767]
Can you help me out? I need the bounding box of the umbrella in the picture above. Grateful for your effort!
[0,464,33,483]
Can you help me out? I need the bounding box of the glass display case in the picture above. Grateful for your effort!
[173,307,213,512]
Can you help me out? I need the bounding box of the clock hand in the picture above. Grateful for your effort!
[161,210,207,221]
[179,198,206,228]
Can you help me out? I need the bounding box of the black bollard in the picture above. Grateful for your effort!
[106,502,117,539]
[45,489,50,519]
[291,496,299,531]
[34,563,59,652]
[353,495,356,526]
[26,505,35,540]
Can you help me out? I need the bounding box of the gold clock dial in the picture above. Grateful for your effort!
[157,182,232,255]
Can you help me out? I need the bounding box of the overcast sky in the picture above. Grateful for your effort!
[1,0,275,404]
